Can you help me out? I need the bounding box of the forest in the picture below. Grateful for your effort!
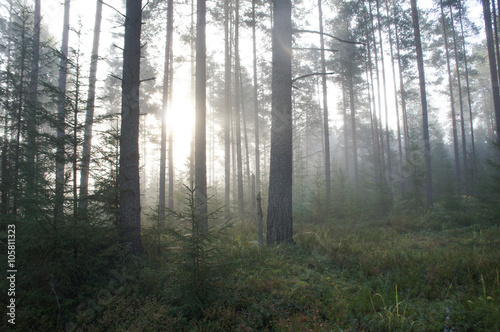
[1,0,500,330]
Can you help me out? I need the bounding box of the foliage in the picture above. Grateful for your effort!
[163,185,234,319]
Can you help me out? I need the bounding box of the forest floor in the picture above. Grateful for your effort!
[4,197,500,331]
[66,202,500,332]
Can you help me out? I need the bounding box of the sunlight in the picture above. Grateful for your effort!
[168,89,195,171]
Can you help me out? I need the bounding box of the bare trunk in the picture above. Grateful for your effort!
[55,0,71,221]
[119,0,143,255]
[267,0,293,245]
[252,0,261,208]
[79,0,103,212]
[224,0,232,219]
[411,0,433,206]
[234,0,244,219]
[159,0,174,220]
[195,0,208,229]
[441,0,462,194]
[458,1,477,190]
[317,0,331,201]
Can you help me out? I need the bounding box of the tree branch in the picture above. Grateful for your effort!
[294,47,339,53]
[100,0,126,18]
[293,29,366,46]
[292,72,336,83]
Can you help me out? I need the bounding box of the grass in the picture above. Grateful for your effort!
[6,200,499,331]
[60,212,500,331]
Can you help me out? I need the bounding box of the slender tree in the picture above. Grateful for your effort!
[411,0,433,206]
[119,0,143,255]
[234,0,244,218]
[79,0,103,212]
[267,0,293,245]
[440,0,462,193]
[26,0,41,218]
[224,0,231,219]
[55,0,71,221]
[159,0,174,219]
[252,0,261,211]
[195,0,208,229]
[317,0,331,200]
[482,0,500,143]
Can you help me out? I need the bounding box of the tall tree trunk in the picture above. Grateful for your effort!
[190,0,195,184]
[385,0,404,198]
[195,0,208,229]
[79,0,103,212]
[119,0,143,255]
[72,40,81,220]
[26,0,41,218]
[368,0,386,178]
[411,0,433,206]
[252,0,261,214]
[224,0,232,219]
[234,0,244,219]
[375,0,392,186]
[440,0,462,194]
[395,3,410,197]
[239,75,253,210]
[363,6,382,180]
[348,60,359,183]
[2,0,13,216]
[159,0,174,220]
[168,49,175,211]
[458,1,477,190]
[267,0,293,245]
[13,9,29,216]
[54,0,71,221]
[317,0,331,201]
[482,0,500,144]
[342,76,349,177]
[449,4,468,193]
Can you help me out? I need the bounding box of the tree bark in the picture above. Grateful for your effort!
[252,0,261,211]
[317,0,331,201]
[440,0,462,194]
[159,0,174,220]
[482,0,500,144]
[195,0,208,229]
[79,0,103,212]
[234,0,244,219]
[55,0,71,221]
[119,0,143,255]
[411,0,433,206]
[224,0,232,219]
[267,0,293,245]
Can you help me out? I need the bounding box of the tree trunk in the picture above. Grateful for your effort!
[458,1,477,190]
[234,0,244,219]
[54,0,71,221]
[385,0,404,198]
[348,61,359,183]
[159,0,174,220]
[119,0,143,255]
[267,0,293,245]
[252,0,261,211]
[342,76,349,177]
[317,0,331,202]
[411,0,433,206]
[195,0,208,229]
[79,0,103,212]
[168,49,175,211]
[440,0,462,194]
[449,4,468,193]
[376,0,392,186]
[482,0,500,144]
[395,5,410,197]
[224,0,232,219]
[26,0,41,218]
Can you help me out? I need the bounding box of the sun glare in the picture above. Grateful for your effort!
[168,93,195,170]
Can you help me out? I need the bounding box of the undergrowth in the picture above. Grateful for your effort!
[3,193,499,331]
